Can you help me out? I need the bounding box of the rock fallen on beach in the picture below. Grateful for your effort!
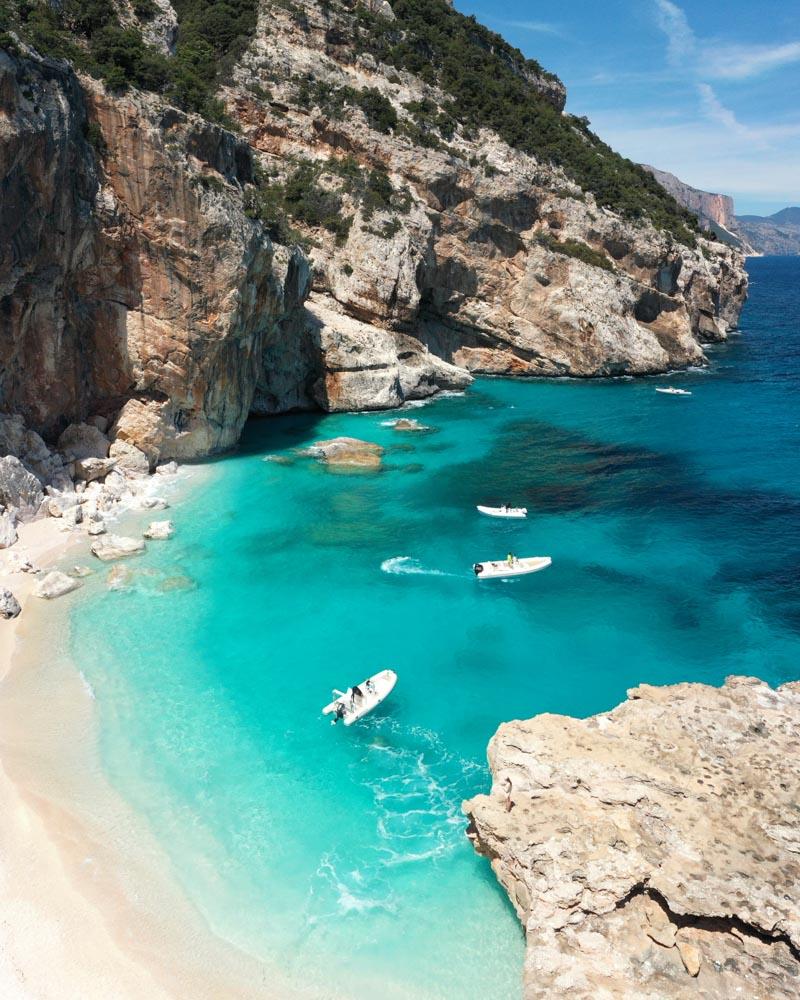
[33,570,82,599]
[300,437,383,470]
[138,496,170,511]
[143,519,174,540]
[91,534,146,561]
[0,588,21,618]
[87,519,107,536]
[74,456,117,482]
[68,565,93,578]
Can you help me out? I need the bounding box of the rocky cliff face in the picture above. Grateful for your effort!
[227,1,747,390]
[0,48,309,460]
[643,165,737,233]
[0,0,748,466]
[463,677,800,999]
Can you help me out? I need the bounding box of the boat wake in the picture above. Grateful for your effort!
[380,556,460,578]
[306,721,481,922]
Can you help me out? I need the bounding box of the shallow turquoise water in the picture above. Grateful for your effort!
[72,256,800,998]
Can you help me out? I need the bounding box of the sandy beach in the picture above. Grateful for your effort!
[0,517,286,1000]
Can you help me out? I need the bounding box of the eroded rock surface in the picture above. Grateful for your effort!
[463,676,800,999]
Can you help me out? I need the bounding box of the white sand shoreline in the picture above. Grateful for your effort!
[0,492,293,998]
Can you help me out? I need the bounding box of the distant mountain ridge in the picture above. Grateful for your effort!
[642,166,800,256]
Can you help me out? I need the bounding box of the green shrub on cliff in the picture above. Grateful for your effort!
[352,0,698,245]
[537,233,615,272]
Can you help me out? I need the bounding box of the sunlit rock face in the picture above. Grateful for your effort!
[464,676,800,999]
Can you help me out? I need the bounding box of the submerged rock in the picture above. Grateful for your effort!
[33,570,82,599]
[91,534,146,561]
[391,418,432,432]
[143,519,174,540]
[301,437,384,470]
[68,565,93,578]
[158,574,197,593]
[463,676,800,998]
[0,588,21,618]
[107,564,134,591]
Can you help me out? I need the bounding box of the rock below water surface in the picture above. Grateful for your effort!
[300,437,384,470]
[463,676,800,998]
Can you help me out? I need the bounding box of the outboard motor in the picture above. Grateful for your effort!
[473,563,484,576]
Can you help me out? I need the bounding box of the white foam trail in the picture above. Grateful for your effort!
[78,670,96,700]
[380,556,460,578]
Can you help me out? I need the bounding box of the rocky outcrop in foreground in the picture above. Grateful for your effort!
[464,677,800,998]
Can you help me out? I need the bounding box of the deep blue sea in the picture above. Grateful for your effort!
[70,256,800,999]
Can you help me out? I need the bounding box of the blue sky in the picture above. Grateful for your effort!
[455,0,800,215]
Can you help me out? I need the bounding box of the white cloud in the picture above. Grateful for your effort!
[652,0,800,81]
[704,42,800,80]
[697,84,753,140]
[502,20,563,37]
[654,0,695,65]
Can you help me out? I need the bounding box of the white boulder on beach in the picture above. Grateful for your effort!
[143,520,174,540]
[91,534,146,561]
[33,571,82,599]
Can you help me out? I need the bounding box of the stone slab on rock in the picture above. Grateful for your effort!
[91,534,146,561]
[109,440,151,475]
[74,456,117,482]
[463,676,800,998]
[143,519,174,540]
[57,423,110,462]
[33,570,82,599]
[0,588,21,618]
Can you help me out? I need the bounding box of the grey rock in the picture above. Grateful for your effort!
[57,423,110,462]
[0,588,21,618]
[74,456,117,482]
[0,511,18,549]
[0,456,44,519]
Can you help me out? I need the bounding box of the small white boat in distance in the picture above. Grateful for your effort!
[655,387,692,396]
[322,669,397,726]
[473,556,552,579]
[477,505,527,519]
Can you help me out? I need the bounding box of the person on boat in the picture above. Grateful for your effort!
[350,684,364,709]
[507,552,515,567]
[365,678,375,694]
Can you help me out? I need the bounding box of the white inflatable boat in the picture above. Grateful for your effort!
[476,505,528,519]
[473,556,552,579]
[655,387,692,396]
[322,669,398,726]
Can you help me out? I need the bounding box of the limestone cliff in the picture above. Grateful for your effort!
[463,677,800,999]
[0,0,748,463]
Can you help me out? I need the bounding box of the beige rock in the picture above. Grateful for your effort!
[91,534,146,561]
[74,456,117,482]
[301,437,383,469]
[143,519,174,540]
[392,418,431,432]
[87,519,107,537]
[33,571,82,599]
[464,677,800,998]
[676,938,702,977]
[107,564,134,591]
[109,440,151,476]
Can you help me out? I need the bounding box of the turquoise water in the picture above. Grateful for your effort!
[72,256,800,998]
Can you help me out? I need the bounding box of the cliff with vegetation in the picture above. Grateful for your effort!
[464,677,800,999]
[0,0,748,468]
